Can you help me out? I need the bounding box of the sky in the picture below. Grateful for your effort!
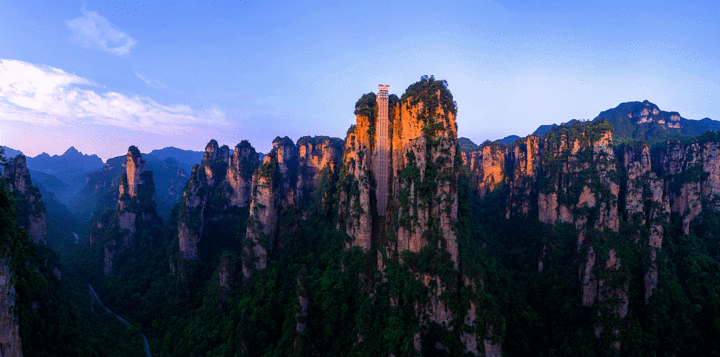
[1,0,719,161]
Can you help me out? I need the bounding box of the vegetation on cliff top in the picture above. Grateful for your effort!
[401,75,458,116]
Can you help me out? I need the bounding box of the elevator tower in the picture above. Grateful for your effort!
[375,84,390,216]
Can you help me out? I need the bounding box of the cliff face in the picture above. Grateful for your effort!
[242,135,343,276]
[296,136,344,206]
[463,121,720,353]
[537,121,619,236]
[506,135,540,218]
[243,137,297,275]
[336,79,495,356]
[657,138,720,234]
[227,141,260,207]
[464,142,506,199]
[390,87,460,270]
[0,256,22,357]
[620,143,669,303]
[2,155,47,245]
[97,146,160,275]
[178,140,259,261]
[337,121,373,251]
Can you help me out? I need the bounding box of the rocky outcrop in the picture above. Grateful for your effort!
[338,78,484,355]
[462,118,720,355]
[243,156,280,275]
[620,142,669,303]
[464,142,506,199]
[535,122,622,322]
[391,90,460,269]
[178,140,260,261]
[538,121,619,237]
[296,136,343,206]
[506,135,540,218]
[2,155,47,245]
[337,123,373,252]
[0,256,22,357]
[227,141,260,207]
[339,84,462,266]
[658,138,720,234]
[594,249,629,351]
[243,137,297,276]
[177,164,207,260]
[99,146,160,275]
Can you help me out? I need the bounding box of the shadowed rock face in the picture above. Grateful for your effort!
[242,135,343,276]
[2,154,47,245]
[95,146,160,275]
[178,139,261,261]
[620,143,669,304]
[0,256,22,357]
[462,120,720,354]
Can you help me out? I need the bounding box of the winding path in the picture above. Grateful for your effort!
[89,284,152,357]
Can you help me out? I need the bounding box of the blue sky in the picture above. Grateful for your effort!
[1,0,719,160]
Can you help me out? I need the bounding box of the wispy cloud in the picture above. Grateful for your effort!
[0,59,227,134]
[66,8,137,55]
[135,72,167,89]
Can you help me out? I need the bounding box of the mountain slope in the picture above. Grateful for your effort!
[593,100,720,145]
[27,147,104,187]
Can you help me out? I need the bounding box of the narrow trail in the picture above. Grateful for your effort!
[89,284,152,357]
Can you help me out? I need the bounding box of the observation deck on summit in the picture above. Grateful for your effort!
[375,84,390,216]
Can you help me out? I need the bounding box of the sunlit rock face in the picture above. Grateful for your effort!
[296,136,343,206]
[226,141,260,208]
[2,155,47,245]
[243,137,296,276]
[336,79,496,356]
[461,116,720,355]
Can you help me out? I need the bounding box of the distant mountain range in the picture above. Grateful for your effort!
[27,146,104,179]
[147,147,205,174]
[461,100,720,150]
[0,146,205,221]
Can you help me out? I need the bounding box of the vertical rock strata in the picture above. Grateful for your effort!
[0,256,21,357]
[243,136,343,276]
[620,143,669,303]
[243,138,296,275]
[296,136,344,207]
[461,120,720,354]
[337,78,492,355]
[659,138,720,234]
[464,143,506,199]
[227,141,262,207]
[1,155,47,245]
[506,135,540,218]
[390,85,460,270]
[178,140,259,260]
[97,146,160,275]
[337,95,375,252]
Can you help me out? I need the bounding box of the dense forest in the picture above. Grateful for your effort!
[2,78,720,356]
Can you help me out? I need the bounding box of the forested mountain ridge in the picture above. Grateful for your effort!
[462,122,720,354]
[2,79,720,356]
